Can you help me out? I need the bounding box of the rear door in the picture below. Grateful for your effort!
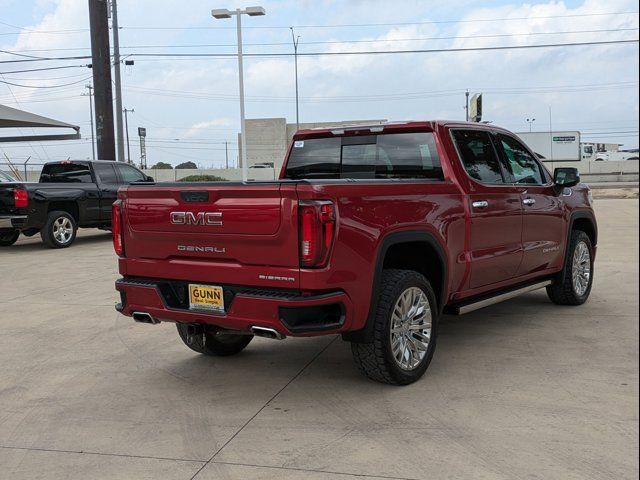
[92,162,120,221]
[495,133,566,275]
[451,129,523,289]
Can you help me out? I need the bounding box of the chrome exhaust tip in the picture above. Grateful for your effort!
[250,326,285,340]
[132,311,160,325]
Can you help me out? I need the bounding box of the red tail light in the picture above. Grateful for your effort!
[13,189,28,208]
[112,201,124,256]
[299,200,335,268]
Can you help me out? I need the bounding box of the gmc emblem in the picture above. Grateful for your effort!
[170,211,223,226]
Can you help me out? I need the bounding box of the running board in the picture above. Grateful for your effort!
[447,280,552,315]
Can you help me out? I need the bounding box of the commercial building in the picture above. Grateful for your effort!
[238,117,386,172]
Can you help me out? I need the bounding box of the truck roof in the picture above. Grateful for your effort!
[292,120,512,139]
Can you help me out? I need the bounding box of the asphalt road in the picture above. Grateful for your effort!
[0,199,638,480]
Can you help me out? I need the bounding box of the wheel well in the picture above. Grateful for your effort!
[382,241,444,308]
[572,218,597,246]
[48,202,79,222]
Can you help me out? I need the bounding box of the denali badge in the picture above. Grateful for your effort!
[170,211,222,226]
[178,245,226,253]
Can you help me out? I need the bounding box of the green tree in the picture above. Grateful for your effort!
[149,162,173,169]
[175,161,198,169]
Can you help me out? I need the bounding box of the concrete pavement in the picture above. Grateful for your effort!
[0,199,638,480]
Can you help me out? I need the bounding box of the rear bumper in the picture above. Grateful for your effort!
[115,277,353,337]
[0,215,28,230]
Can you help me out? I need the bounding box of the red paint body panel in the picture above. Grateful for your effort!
[114,121,596,336]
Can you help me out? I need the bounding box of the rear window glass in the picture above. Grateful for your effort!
[40,163,93,183]
[93,163,119,184]
[285,132,442,180]
[452,130,504,184]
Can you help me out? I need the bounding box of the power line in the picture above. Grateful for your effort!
[125,39,640,59]
[120,11,640,30]
[1,11,637,36]
[0,76,92,88]
[5,27,637,53]
[0,65,89,74]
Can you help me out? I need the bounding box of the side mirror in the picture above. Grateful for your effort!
[553,167,580,188]
[145,175,154,182]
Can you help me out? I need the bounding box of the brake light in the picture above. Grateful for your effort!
[13,189,28,208]
[112,201,124,256]
[299,200,335,268]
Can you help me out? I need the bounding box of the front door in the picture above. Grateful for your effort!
[451,129,523,289]
[495,133,566,275]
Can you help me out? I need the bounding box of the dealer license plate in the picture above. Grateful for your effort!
[188,284,224,312]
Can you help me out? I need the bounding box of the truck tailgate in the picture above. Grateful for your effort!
[120,182,300,270]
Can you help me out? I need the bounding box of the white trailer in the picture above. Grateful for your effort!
[515,131,581,162]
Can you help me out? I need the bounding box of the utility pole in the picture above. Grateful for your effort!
[465,90,469,122]
[88,0,115,161]
[225,140,229,169]
[123,108,134,163]
[82,84,96,160]
[110,0,126,162]
[290,27,300,129]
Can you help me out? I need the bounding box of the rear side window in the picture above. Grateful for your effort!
[115,164,146,183]
[497,134,545,185]
[40,163,93,183]
[452,130,504,184]
[93,163,119,184]
[285,132,442,180]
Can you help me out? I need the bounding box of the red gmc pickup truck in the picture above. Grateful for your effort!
[113,121,597,385]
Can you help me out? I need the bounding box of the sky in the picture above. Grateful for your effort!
[0,0,638,168]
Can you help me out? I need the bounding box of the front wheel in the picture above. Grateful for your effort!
[547,230,594,305]
[350,269,439,385]
[40,211,77,248]
[0,229,20,247]
[176,323,253,356]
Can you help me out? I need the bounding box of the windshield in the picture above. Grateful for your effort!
[285,132,442,180]
[0,171,16,182]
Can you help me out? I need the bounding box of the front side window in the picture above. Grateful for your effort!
[452,130,504,184]
[285,132,442,180]
[40,163,93,183]
[115,164,146,183]
[498,134,545,185]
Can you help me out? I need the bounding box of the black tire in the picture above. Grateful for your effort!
[40,210,77,249]
[176,323,253,356]
[547,230,594,305]
[350,269,439,385]
[0,229,20,247]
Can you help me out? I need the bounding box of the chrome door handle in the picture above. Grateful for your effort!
[523,198,536,205]
[472,200,489,208]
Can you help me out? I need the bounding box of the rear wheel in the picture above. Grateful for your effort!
[176,323,253,356]
[350,269,439,385]
[547,230,594,305]
[40,210,77,248]
[0,229,20,247]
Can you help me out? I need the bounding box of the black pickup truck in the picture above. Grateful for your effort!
[0,160,152,248]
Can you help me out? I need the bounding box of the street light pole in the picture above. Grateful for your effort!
[290,27,300,129]
[123,108,134,163]
[84,84,96,160]
[526,117,536,132]
[212,6,266,183]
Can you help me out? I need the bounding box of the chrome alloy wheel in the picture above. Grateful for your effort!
[53,217,73,245]
[390,287,432,371]
[571,241,591,296]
